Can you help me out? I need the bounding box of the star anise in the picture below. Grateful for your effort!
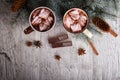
[34,40,41,48]
[78,48,86,56]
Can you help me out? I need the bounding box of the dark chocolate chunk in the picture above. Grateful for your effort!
[52,41,72,48]
[26,41,32,47]
[55,55,61,61]
[48,34,68,43]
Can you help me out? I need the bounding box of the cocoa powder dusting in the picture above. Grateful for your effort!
[92,16,110,32]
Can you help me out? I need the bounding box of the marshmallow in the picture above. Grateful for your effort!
[39,9,50,19]
[71,23,82,32]
[32,17,42,26]
[69,10,80,20]
[39,23,48,31]
[65,15,74,28]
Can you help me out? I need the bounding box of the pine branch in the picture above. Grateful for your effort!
[113,0,118,10]
[2,0,14,3]
[10,10,22,24]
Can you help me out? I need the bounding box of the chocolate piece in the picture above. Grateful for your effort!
[48,34,68,43]
[26,41,32,47]
[55,55,61,61]
[52,41,72,48]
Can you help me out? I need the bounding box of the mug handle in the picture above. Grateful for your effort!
[24,26,34,34]
[83,29,93,39]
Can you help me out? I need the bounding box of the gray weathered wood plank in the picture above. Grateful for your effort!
[0,0,120,80]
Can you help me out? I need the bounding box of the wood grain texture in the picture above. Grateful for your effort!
[0,0,120,80]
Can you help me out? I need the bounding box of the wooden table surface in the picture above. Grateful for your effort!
[0,0,120,80]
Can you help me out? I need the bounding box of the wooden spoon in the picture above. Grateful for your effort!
[92,16,118,37]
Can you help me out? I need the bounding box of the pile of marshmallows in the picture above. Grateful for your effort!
[64,9,88,32]
[31,8,54,31]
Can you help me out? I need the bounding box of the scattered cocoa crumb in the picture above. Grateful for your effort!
[55,55,61,61]
[26,41,32,47]
[34,41,41,48]
[78,48,86,55]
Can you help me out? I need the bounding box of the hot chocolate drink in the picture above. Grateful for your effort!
[63,8,88,33]
[30,7,55,32]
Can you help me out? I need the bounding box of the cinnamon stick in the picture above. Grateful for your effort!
[87,38,99,55]
[11,0,26,12]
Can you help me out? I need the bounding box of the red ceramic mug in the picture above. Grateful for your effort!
[24,7,56,34]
